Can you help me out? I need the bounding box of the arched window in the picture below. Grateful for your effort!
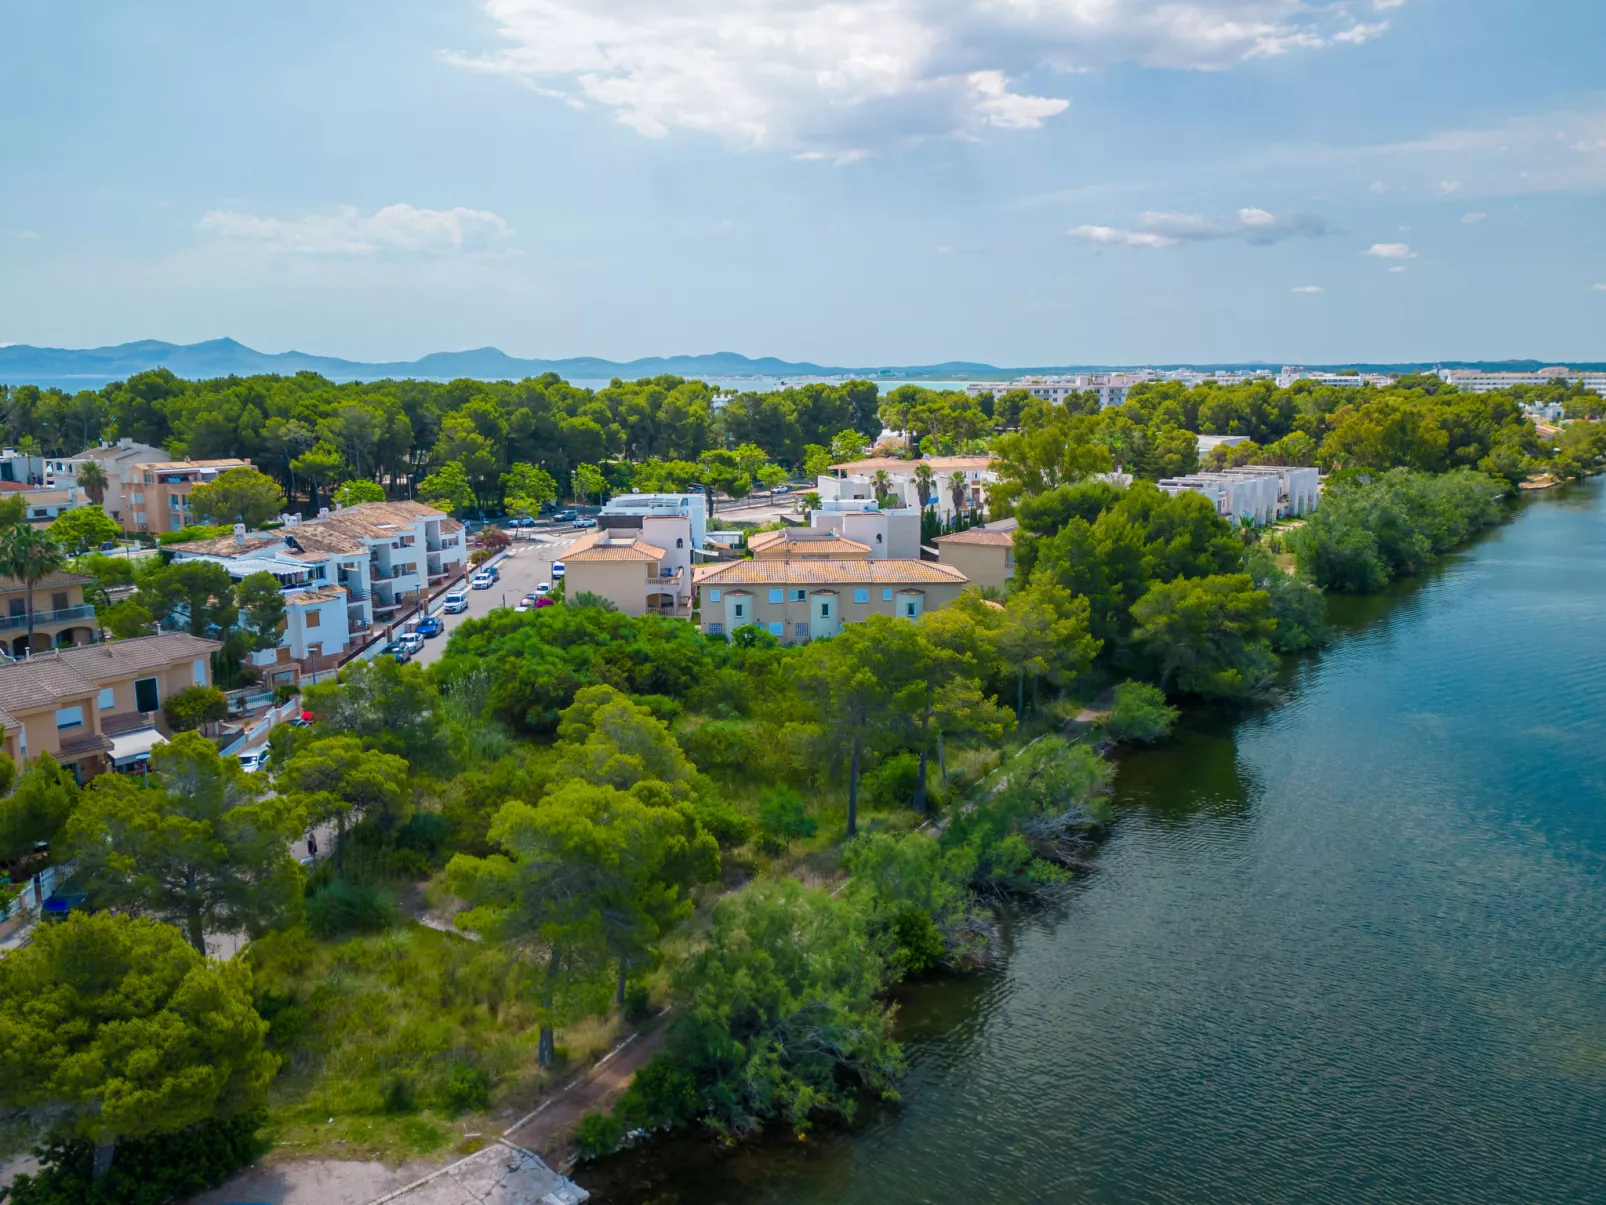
[676,537,684,548]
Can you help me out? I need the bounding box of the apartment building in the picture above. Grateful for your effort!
[747,528,873,560]
[1275,369,1395,388]
[0,569,99,657]
[17,486,90,525]
[693,558,969,644]
[0,632,221,780]
[933,519,1017,592]
[817,455,994,522]
[1436,366,1606,396]
[963,373,1153,409]
[809,499,922,559]
[45,439,169,526]
[125,459,253,534]
[561,530,688,618]
[169,500,466,681]
[1159,471,1281,526]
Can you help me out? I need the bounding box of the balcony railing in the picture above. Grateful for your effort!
[0,604,97,632]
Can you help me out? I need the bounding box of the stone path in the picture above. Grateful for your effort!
[369,1142,586,1205]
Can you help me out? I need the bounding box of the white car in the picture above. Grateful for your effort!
[534,582,552,596]
[443,590,469,614]
[571,517,598,529]
[238,748,269,773]
[398,631,425,654]
[470,571,494,590]
[551,560,566,579]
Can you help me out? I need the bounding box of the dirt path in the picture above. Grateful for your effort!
[503,1018,668,1171]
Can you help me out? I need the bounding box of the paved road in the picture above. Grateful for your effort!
[412,525,581,668]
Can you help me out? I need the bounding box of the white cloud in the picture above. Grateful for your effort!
[1069,206,1329,248]
[1389,265,1408,272]
[1291,285,1324,293]
[1594,283,1606,291]
[1333,21,1389,45]
[198,204,511,254]
[1372,0,1406,9]
[1364,242,1415,258]
[1461,212,1487,224]
[1438,180,1461,194]
[450,0,1390,157]
[3,229,40,240]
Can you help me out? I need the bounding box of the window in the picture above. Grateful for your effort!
[790,589,806,602]
[676,537,684,548]
[876,533,883,543]
[794,623,808,639]
[192,659,206,685]
[134,676,159,713]
[882,589,893,601]
[55,706,84,730]
[819,601,831,618]
[734,602,745,619]
[305,610,321,628]
[768,621,783,636]
[707,621,724,635]
[98,687,114,710]
[7,599,23,618]
[708,589,721,602]
[854,588,869,603]
[31,508,47,520]
[905,602,917,617]
[51,593,68,611]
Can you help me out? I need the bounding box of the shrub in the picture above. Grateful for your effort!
[162,684,229,732]
[304,881,398,939]
[3,1111,267,1205]
[569,591,619,612]
[689,795,755,848]
[623,982,653,1024]
[436,1062,491,1116]
[1099,682,1179,744]
[573,1112,624,1159]
[382,1072,417,1114]
[756,787,816,852]
[861,752,920,810]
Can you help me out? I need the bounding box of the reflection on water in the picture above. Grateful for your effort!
[582,482,1606,1205]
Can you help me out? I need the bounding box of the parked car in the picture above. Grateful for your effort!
[398,631,425,655]
[416,616,444,638]
[552,509,576,522]
[771,484,790,494]
[238,748,270,773]
[470,571,494,590]
[514,599,532,613]
[382,641,412,663]
[443,589,469,613]
[486,564,501,582]
[551,560,566,579]
[571,517,598,529]
[534,582,551,596]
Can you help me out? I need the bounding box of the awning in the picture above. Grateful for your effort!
[110,728,168,766]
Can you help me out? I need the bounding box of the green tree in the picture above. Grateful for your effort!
[233,571,286,652]
[0,525,67,651]
[139,560,237,637]
[163,684,228,732]
[187,467,286,529]
[64,733,305,954]
[48,505,121,553]
[757,463,789,493]
[501,462,558,519]
[417,460,475,515]
[994,580,1101,716]
[618,877,903,1138]
[842,831,980,975]
[333,478,386,507]
[1130,573,1278,699]
[829,428,869,464]
[103,598,155,639]
[571,462,608,506]
[805,619,899,836]
[801,444,832,480]
[0,754,79,864]
[0,913,274,1153]
[289,441,342,511]
[1098,681,1179,743]
[274,735,411,875]
[301,656,444,768]
[756,786,816,852]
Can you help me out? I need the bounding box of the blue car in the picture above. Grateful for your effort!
[417,616,444,638]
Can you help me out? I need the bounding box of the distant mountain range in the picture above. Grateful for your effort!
[0,338,1601,388]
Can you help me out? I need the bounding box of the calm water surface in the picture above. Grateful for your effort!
[584,481,1606,1204]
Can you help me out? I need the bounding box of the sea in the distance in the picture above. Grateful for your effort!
[581,478,1606,1204]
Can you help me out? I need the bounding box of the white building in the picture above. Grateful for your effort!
[818,455,994,521]
[1159,471,1278,526]
[964,373,1155,410]
[1436,366,1606,396]
[45,439,169,526]
[809,499,922,560]
[169,500,467,682]
[1276,368,1395,389]
[1197,434,1252,458]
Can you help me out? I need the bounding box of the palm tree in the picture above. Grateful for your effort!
[948,471,969,518]
[871,469,894,509]
[76,461,109,507]
[913,462,936,510]
[0,526,67,654]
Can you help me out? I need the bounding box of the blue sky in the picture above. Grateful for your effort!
[2,0,1604,366]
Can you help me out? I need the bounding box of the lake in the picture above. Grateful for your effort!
[581,478,1606,1204]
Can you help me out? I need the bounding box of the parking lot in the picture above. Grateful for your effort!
[411,524,582,668]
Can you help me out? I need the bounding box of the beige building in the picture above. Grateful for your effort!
[46,439,170,527]
[126,459,253,535]
[748,528,873,560]
[0,570,100,658]
[933,519,1017,592]
[562,530,687,618]
[0,632,221,780]
[693,558,969,644]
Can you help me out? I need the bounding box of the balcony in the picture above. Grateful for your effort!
[0,604,97,632]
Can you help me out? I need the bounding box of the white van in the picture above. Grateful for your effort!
[443,589,469,614]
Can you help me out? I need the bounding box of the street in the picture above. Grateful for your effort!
[411,524,582,668]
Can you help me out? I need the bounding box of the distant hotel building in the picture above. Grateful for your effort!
[1435,366,1606,395]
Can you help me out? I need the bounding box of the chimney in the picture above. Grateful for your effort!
[234,522,247,547]
[318,507,329,519]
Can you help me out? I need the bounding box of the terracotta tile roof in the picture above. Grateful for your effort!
[563,530,668,563]
[694,559,968,587]
[747,529,872,557]
[170,533,282,556]
[100,710,156,737]
[828,455,994,474]
[57,632,221,678]
[58,729,114,759]
[141,459,252,472]
[0,656,101,716]
[935,519,1017,547]
[0,570,93,594]
[284,587,348,605]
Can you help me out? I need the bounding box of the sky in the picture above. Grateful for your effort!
[2,0,1604,367]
